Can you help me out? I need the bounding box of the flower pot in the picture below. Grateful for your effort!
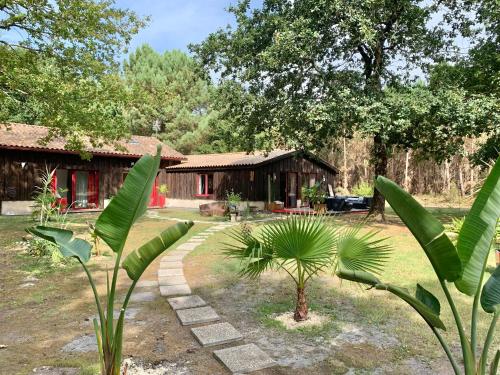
[230,213,237,223]
[159,195,166,208]
[314,203,327,214]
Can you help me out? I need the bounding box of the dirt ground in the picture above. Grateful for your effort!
[0,215,233,375]
[1,207,497,375]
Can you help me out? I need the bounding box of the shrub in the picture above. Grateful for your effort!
[351,181,374,196]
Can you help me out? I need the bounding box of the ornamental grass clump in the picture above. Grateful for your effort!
[337,157,500,375]
[225,215,391,322]
[28,146,193,375]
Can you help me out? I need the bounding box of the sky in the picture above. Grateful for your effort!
[115,0,250,57]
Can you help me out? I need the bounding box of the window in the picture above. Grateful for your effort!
[71,170,99,209]
[301,173,317,188]
[196,174,214,196]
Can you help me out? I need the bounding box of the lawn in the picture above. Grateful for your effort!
[0,205,497,374]
[184,208,498,374]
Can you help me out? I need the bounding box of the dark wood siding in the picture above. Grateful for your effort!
[0,149,177,209]
[165,154,336,201]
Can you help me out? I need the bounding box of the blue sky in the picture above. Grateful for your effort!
[116,0,249,56]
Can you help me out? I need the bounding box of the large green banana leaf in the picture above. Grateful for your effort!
[375,176,461,282]
[122,221,193,281]
[455,157,500,296]
[337,268,446,329]
[95,146,161,253]
[481,265,500,313]
[27,226,92,263]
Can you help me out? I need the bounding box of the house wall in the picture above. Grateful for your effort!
[165,155,336,204]
[0,149,175,214]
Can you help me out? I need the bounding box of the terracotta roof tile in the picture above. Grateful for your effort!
[165,150,293,169]
[0,123,186,160]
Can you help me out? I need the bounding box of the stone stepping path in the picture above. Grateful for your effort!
[191,322,243,347]
[214,344,276,374]
[176,306,220,326]
[157,223,276,373]
[168,295,207,310]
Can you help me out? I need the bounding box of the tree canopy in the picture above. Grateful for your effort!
[192,0,498,216]
[0,0,146,150]
[123,45,226,154]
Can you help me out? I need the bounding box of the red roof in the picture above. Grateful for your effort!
[0,123,186,160]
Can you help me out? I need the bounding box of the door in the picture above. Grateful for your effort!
[287,172,298,208]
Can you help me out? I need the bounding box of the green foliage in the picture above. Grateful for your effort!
[351,182,374,197]
[225,216,391,321]
[192,0,497,215]
[0,2,146,151]
[337,157,500,375]
[301,183,327,205]
[123,45,226,154]
[158,184,169,195]
[226,189,242,213]
[28,146,193,374]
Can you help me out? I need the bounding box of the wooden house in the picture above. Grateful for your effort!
[0,123,338,214]
[0,123,185,215]
[164,150,338,209]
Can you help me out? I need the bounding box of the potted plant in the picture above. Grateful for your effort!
[158,184,168,208]
[305,183,327,213]
[226,189,242,222]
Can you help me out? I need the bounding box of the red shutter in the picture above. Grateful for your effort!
[51,170,57,194]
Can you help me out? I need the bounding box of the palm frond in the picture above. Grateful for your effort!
[335,224,392,275]
[262,215,337,277]
[223,228,274,279]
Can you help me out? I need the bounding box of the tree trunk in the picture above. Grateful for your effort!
[294,286,308,321]
[368,133,388,219]
[404,149,411,191]
[444,161,451,194]
[343,137,348,189]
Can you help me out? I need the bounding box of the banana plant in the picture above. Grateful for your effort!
[27,146,193,375]
[337,157,500,375]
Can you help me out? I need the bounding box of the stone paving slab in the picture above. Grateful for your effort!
[158,275,187,286]
[136,280,158,288]
[161,254,185,262]
[159,261,183,269]
[129,291,157,303]
[176,242,200,251]
[160,284,191,296]
[176,306,220,326]
[187,238,205,242]
[213,343,276,374]
[161,251,190,260]
[33,366,79,375]
[158,268,184,277]
[167,295,207,310]
[191,322,243,347]
[61,334,97,353]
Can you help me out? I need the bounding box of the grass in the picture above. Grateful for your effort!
[187,208,498,372]
[0,203,496,373]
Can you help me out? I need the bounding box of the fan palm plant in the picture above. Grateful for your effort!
[337,156,500,375]
[27,146,193,375]
[225,215,391,321]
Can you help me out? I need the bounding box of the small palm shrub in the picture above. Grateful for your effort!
[28,146,193,375]
[225,215,391,321]
[337,157,500,375]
